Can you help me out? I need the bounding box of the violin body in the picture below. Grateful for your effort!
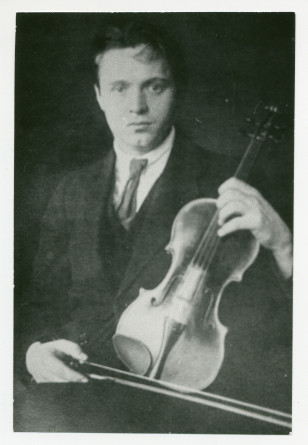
[113,198,260,389]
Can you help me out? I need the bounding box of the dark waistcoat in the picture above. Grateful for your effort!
[99,181,154,297]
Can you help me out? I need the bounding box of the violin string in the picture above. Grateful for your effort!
[175,212,219,308]
[192,210,220,267]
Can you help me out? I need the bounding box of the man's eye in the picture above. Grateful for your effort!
[112,84,126,93]
[148,83,165,94]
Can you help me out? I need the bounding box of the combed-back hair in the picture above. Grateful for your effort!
[92,20,188,92]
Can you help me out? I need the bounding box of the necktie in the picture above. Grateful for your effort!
[116,158,148,230]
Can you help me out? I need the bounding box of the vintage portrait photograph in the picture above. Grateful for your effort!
[12,11,295,435]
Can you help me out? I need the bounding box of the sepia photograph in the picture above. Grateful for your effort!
[12,11,294,434]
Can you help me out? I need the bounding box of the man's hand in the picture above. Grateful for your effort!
[216,177,292,279]
[26,339,89,383]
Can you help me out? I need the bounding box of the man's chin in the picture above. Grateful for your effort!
[121,135,157,154]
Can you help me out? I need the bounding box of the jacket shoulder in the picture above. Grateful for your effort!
[45,151,114,219]
[64,153,112,185]
[178,135,238,190]
[59,150,113,189]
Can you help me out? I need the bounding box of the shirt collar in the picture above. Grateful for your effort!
[113,127,175,173]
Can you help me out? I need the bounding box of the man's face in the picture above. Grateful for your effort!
[94,45,176,154]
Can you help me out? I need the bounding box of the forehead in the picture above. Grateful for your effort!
[96,45,172,84]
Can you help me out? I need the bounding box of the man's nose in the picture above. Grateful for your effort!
[128,88,148,115]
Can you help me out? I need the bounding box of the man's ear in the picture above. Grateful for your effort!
[94,84,105,112]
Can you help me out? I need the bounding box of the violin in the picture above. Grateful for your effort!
[112,106,281,390]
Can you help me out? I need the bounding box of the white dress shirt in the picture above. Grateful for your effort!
[113,127,175,213]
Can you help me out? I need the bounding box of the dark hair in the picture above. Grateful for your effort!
[92,20,188,92]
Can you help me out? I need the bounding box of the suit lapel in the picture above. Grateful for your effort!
[76,149,115,283]
[115,136,209,301]
[83,149,115,224]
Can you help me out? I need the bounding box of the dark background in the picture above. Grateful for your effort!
[14,12,294,334]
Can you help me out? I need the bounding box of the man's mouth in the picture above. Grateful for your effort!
[128,122,152,127]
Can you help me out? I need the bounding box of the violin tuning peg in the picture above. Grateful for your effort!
[268,134,281,143]
[265,105,278,113]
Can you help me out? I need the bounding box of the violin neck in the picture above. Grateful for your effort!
[234,137,264,182]
[191,106,277,271]
[234,107,277,181]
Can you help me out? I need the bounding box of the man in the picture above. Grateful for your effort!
[21,21,292,407]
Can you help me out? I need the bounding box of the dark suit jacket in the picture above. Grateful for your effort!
[17,133,292,411]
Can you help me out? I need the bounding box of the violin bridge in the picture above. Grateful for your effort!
[170,298,192,325]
